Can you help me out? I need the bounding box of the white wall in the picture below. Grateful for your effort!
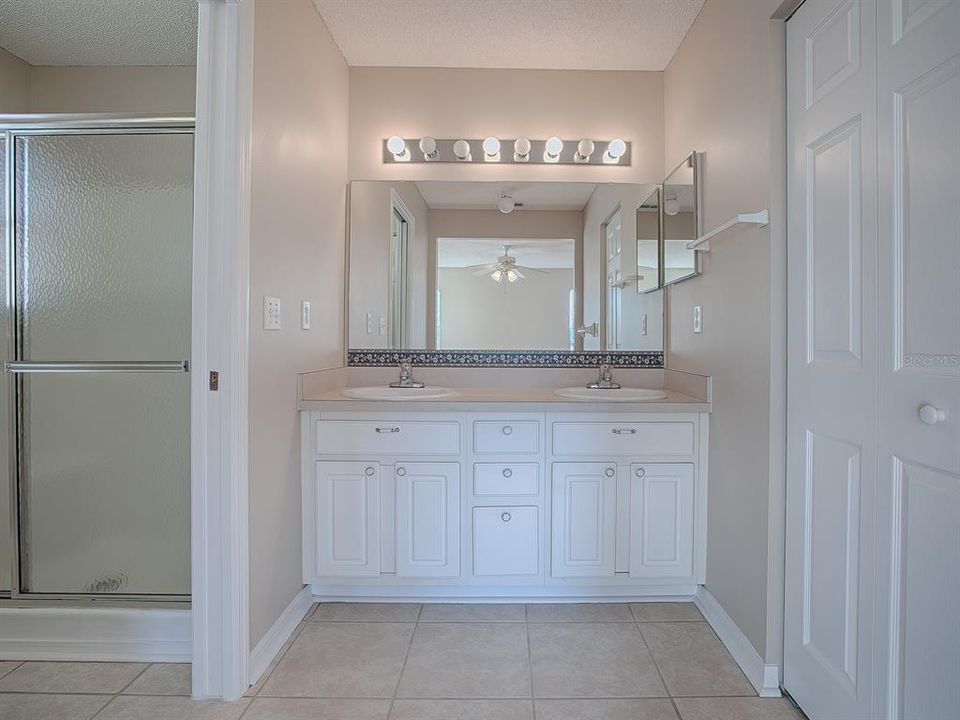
[582,184,665,351]
[348,181,429,349]
[663,0,783,659]
[0,47,31,113]
[349,67,664,184]
[29,66,195,114]
[438,266,574,350]
[247,0,348,647]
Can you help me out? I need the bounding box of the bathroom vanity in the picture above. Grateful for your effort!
[300,390,709,599]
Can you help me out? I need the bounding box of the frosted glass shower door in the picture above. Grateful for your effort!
[10,130,193,596]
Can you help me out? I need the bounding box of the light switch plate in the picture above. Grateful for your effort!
[379,316,387,335]
[263,296,281,330]
[301,300,311,330]
[640,313,648,336]
[693,305,703,334]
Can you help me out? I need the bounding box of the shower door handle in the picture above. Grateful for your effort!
[5,360,189,373]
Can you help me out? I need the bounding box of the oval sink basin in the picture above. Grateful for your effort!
[341,386,458,401]
[554,387,668,402]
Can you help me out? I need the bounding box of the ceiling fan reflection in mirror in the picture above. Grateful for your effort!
[464,244,549,285]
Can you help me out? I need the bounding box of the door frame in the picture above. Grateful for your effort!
[191,0,254,700]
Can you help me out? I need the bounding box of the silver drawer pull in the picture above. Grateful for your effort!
[502,468,513,478]
[605,467,616,477]
[502,425,513,436]
[501,512,512,522]
[611,428,637,435]
[635,467,645,478]
[376,426,400,434]
[396,466,406,476]
[365,466,376,476]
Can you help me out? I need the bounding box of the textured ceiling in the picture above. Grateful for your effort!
[315,0,705,70]
[0,0,197,66]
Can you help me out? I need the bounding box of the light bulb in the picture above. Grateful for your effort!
[419,136,438,159]
[453,139,472,161]
[506,269,518,282]
[514,137,531,161]
[482,136,501,158]
[575,138,595,162]
[544,136,563,161]
[604,138,627,163]
[387,135,408,160]
[497,195,515,214]
[490,270,503,282]
[664,196,681,216]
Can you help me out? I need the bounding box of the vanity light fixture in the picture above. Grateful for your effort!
[604,138,627,164]
[419,136,438,160]
[453,139,472,161]
[575,139,595,162]
[497,194,516,214]
[386,135,409,161]
[514,137,531,162]
[544,136,563,162]
[664,194,681,216]
[483,136,501,162]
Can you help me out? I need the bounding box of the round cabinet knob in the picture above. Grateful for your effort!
[502,425,513,436]
[605,467,616,477]
[918,404,947,425]
[501,512,512,522]
[364,467,375,477]
[635,467,646,478]
[502,468,513,478]
[396,466,406,476]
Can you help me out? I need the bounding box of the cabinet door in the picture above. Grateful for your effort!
[551,462,617,577]
[629,463,694,579]
[314,461,380,577]
[473,506,539,577]
[395,462,461,578]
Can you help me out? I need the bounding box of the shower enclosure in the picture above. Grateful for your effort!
[0,116,193,601]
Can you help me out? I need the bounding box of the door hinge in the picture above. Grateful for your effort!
[209,370,220,391]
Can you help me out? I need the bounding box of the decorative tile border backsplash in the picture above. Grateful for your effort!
[347,349,664,369]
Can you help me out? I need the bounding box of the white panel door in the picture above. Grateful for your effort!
[628,463,694,580]
[551,462,617,577]
[875,1,960,717]
[315,461,381,577]
[786,2,879,717]
[395,462,460,578]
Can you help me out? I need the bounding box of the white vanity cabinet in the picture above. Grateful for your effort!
[302,406,708,596]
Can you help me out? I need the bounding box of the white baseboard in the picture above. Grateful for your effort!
[248,586,313,688]
[0,606,191,662]
[694,587,782,698]
[310,584,698,602]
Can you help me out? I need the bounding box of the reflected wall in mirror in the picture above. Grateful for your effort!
[347,180,664,354]
[636,186,661,293]
[663,151,701,285]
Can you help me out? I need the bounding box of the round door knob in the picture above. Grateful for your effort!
[918,404,947,425]
[364,467,375,476]
[635,468,645,478]
[501,512,511,522]
[502,468,513,478]
[605,467,615,477]
[396,466,406,476]
[502,425,513,436]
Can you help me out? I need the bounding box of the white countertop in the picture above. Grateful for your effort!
[299,386,710,413]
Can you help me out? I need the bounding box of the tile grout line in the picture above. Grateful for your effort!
[632,614,682,718]
[385,604,422,719]
[523,604,537,719]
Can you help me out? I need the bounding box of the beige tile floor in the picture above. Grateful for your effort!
[0,602,807,720]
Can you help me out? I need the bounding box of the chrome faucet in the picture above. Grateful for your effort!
[586,363,621,390]
[389,358,424,388]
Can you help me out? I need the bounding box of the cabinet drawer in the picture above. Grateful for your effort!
[315,420,459,456]
[473,506,539,576]
[474,463,538,496]
[552,422,695,457]
[474,421,539,454]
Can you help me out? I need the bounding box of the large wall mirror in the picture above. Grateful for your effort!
[348,181,664,355]
[663,151,701,285]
